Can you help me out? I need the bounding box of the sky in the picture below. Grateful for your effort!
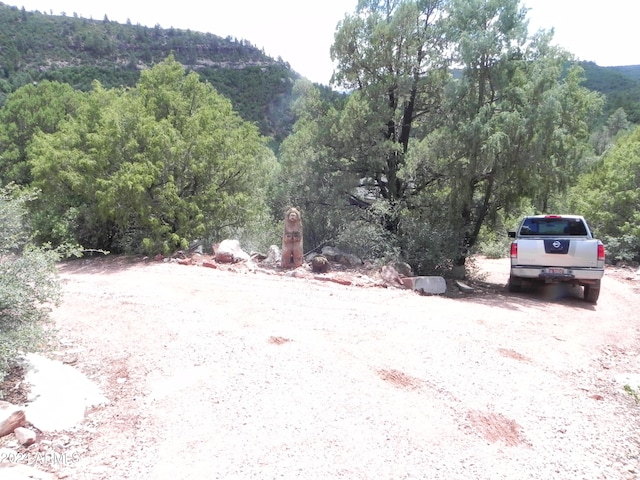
[11,0,640,86]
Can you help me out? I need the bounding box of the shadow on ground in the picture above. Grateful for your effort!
[57,254,148,275]
[457,277,595,312]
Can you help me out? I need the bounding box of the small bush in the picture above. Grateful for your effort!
[0,187,61,393]
[601,234,640,264]
[399,216,460,276]
[476,235,510,259]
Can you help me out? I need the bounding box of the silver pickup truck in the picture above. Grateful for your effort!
[507,215,605,303]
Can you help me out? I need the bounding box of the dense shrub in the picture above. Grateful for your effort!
[0,187,60,392]
[601,234,640,265]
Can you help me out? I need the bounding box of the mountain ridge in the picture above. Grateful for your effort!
[0,2,305,142]
[1,2,638,139]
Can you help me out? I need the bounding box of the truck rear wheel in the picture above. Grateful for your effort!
[508,275,522,293]
[584,280,601,304]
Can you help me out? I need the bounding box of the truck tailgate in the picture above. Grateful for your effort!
[516,239,600,267]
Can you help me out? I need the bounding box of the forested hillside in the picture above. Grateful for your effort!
[580,62,640,123]
[0,3,303,142]
[1,4,639,136]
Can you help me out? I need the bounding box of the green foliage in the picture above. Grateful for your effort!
[476,232,510,259]
[333,201,401,262]
[200,66,297,143]
[475,200,536,258]
[273,80,354,250]
[568,126,640,263]
[29,57,277,255]
[590,108,632,156]
[0,186,60,389]
[601,235,640,265]
[0,80,83,185]
[624,385,640,404]
[1,1,637,276]
[580,61,640,95]
[435,2,603,266]
[398,213,461,275]
[281,0,602,276]
[221,209,283,256]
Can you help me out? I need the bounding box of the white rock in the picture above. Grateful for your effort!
[413,276,447,295]
[23,354,108,432]
[13,427,36,446]
[215,239,250,263]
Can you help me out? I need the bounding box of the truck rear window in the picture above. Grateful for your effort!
[519,218,588,236]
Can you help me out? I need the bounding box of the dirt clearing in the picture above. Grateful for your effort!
[6,256,640,479]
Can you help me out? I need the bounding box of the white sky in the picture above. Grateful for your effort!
[11,0,640,85]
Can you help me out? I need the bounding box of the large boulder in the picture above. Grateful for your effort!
[214,239,250,263]
[404,276,447,295]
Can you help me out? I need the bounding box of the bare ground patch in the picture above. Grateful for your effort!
[268,336,292,345]
[466,410,529,447]
[377,368,422,390]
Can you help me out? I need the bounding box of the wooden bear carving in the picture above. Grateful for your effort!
[281,207,303,269]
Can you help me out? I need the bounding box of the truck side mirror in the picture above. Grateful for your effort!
[508,231,516,238]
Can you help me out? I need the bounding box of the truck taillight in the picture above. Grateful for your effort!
[598,244,605,261]
[510,242,517,258]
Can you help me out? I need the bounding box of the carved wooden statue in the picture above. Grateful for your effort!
[281,207,304,269]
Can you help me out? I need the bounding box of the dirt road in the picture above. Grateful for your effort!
[27,257,640,478]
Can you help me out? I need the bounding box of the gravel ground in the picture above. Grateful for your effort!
[11,256,640,479]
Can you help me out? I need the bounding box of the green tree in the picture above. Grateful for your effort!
[29,57,277,254]
[427,0,602,267]
[0,81,82,185]
[591,107,632,156]
[283,0,602,275]
[329,0,450,235]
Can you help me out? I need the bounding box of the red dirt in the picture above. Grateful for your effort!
[2,255,639,479]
